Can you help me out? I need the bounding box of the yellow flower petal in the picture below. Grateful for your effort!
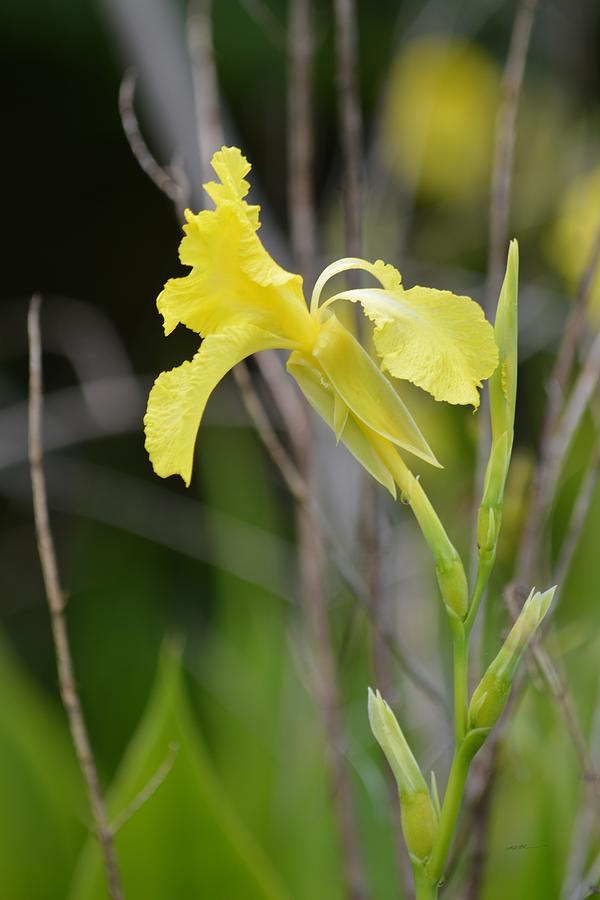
[311,314,440,467]
[287,352,397,495]
[335,286,498,408]
[333,393,349,443]
[202,146,260,229]
[145,325,291,486]
[157,149,314,347]
[310,256,401,314]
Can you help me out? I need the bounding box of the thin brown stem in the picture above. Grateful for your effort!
[296,438,368,900]
[517,216,600,585]
[233,362,307,501]
[288,2,367,895]
[463,1,538,885]
[546,215,600,442]
[28,295,124,900]
[554,434,600,589]
[561,688,600,899]
[118,71,186,214]
[187,0,224,181]
[473,0,539,580]
[288,0,318,282]
[332,0,363,270]
[487,0,538,311]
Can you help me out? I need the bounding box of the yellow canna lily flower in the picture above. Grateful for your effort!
[144,146,498,491]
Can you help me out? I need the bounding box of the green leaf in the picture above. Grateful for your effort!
[68,644,291,900]
[0,634,84,899]
[196,427,344,900]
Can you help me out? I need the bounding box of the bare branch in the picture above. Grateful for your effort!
[288,2,367,895]
[473,0,538,585]
[187,0,224,181]
[537,331,600,534]
[28,295,124,900]
[487,0,538,310]
[546,214,600,439]
[554,434,600,589]
[232,362,306,501]
[287,0,318,282]
[518,216,600,584]
[333,0,363,270]
[119,70,185,210]
[561,686,600,900]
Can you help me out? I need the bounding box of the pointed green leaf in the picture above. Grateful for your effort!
[69,644,291,900]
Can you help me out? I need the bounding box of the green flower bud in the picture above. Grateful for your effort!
[368,688,438,861]
[477,431,510,560]
[400,791,439,862]
[435,554,469,620]
[468,586,556,732]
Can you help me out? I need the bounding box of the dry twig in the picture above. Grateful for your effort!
[288,2,367,895]
[119,71,186,213]
[333,0,363,272]
[517,215,600,585]
[487,0,538,310]
[28,295,124,900]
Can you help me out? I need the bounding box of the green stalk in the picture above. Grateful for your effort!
[426,742,472,884]
[413,863,439,900]
[450,620,469,744]
[464,556,494,635]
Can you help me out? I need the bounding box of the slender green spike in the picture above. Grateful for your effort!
[490,240,519,448]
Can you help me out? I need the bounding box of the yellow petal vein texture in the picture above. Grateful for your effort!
[311,314,440,466]
[157,148,313,346]
[334,286,498,407]
[145,325,290,486]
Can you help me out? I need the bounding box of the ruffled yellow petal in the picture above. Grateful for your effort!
[145,325,291,486]
[311,314,440,467]
[287,352,397,495]
[202,146,260,229]
[157,148,315,348]
[334,287,498,408]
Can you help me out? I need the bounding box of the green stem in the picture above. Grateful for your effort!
[413,863,438,900]
[465,555,494,635]
[426,742,472,884]
[451,620,468,745]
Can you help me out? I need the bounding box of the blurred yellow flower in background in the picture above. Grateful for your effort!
[546,164,600,313]
[144,147,498,490]
[379,35,499,205]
